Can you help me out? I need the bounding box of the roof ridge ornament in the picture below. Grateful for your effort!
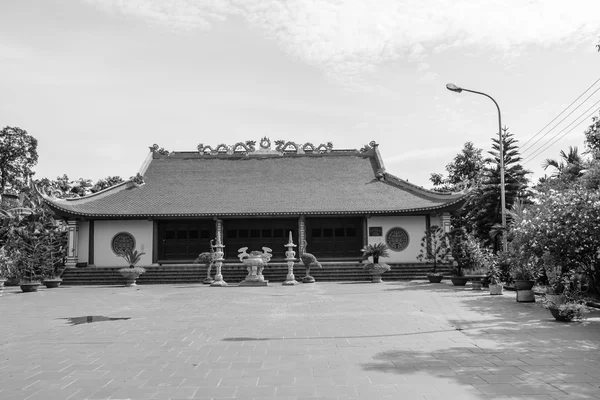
[360,141,378,153]
[196,138,334,156]
[149,144,170,156]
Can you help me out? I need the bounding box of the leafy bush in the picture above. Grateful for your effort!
[510,186,600,292]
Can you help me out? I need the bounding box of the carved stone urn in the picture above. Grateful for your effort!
[238,247,272,286]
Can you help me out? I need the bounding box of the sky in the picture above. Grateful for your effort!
[1,0,599,189]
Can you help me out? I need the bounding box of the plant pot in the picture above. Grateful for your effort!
[427,274,443,283]
[489,283,503,295]
[119,271,142,287]
[119,266,146,287]
[450,277,468,286]
[43,278,62,288]
[549,307,573,322]
[20,282,41,293]
[513,280,535,290]
[472,281,483,290]
[368,264,390,283]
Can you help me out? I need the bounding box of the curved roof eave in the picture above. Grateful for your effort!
[42,198,466,219]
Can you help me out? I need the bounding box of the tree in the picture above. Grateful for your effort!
[430,141,484,193]
[1,193,67,282]
[465,128,529,250]
[584,111,600,159]
[91,176,124,193]
[0,126,38,195]
[37,175,123,198]
[542,146,584,182]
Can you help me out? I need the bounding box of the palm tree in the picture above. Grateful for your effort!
[542,146,583,180]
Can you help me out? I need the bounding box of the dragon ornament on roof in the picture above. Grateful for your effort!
[196,138,334,155]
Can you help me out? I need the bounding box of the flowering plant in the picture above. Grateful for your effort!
[510,186,600,291]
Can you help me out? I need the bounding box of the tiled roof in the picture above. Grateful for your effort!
[42,149,465,217]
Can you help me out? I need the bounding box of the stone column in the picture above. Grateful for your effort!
[65,219,79,268]
[298,215,306,255]
[283,231,298,285]
[210,234,227,287]
[215,218,223,244]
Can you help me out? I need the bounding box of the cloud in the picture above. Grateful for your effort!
[0,41,34,60]
[83,0,600,89]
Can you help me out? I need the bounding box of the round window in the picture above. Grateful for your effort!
[111,232,136,255]
[385,227,409,252]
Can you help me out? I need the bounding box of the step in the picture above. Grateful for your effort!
[60,263,451,285]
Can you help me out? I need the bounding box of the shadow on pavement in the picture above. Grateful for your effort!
[362,284,600,399]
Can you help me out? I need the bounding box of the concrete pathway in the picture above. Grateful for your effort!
[1,280,600,400]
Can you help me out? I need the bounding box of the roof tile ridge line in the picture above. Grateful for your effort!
[137,150,154,175]
[372,143,386,173]
[64,180,134,202]
[382,172,464,198]
[37,179,132,206]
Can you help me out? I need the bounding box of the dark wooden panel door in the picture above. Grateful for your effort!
[305,217,363,259]
[223,219,297,260]
[158,220,214,262]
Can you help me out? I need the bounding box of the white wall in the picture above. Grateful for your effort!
[367,215,428,263]
[93,220,153,267]
[78,221,89,264]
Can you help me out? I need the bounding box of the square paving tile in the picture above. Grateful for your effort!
[1,282,600,399]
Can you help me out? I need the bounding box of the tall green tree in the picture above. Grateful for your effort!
[430,141,484,193]
[0,127,38,195]
[465,128,529,250]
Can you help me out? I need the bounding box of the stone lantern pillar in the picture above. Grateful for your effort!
[283,231,298,286]
[210,235,227,287]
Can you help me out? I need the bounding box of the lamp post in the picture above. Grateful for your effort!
[446,83,507,252]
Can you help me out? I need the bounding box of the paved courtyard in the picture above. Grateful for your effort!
[1,280,600,400]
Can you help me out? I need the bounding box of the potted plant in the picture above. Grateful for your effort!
[416,225,450,283]
[117,249,146,287]
[543,299,588,322]
[361,243,391,283]
[0,246,17,296]
[40,232,67,288]
[15,240,44,292]
[195,239,216,284]
[487,260,504,295]
[543,265,569,306]
[510,261,538,290]
[447,228,472,286]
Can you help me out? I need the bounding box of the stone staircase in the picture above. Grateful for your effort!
[60,263,452,286]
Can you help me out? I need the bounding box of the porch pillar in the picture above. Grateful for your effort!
[298,215,306,256]
[65,219,79,268]
[215,218,223,243]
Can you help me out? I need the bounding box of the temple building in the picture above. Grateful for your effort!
[40,138,465,268]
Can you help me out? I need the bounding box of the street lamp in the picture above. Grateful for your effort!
[446,83,507,252]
